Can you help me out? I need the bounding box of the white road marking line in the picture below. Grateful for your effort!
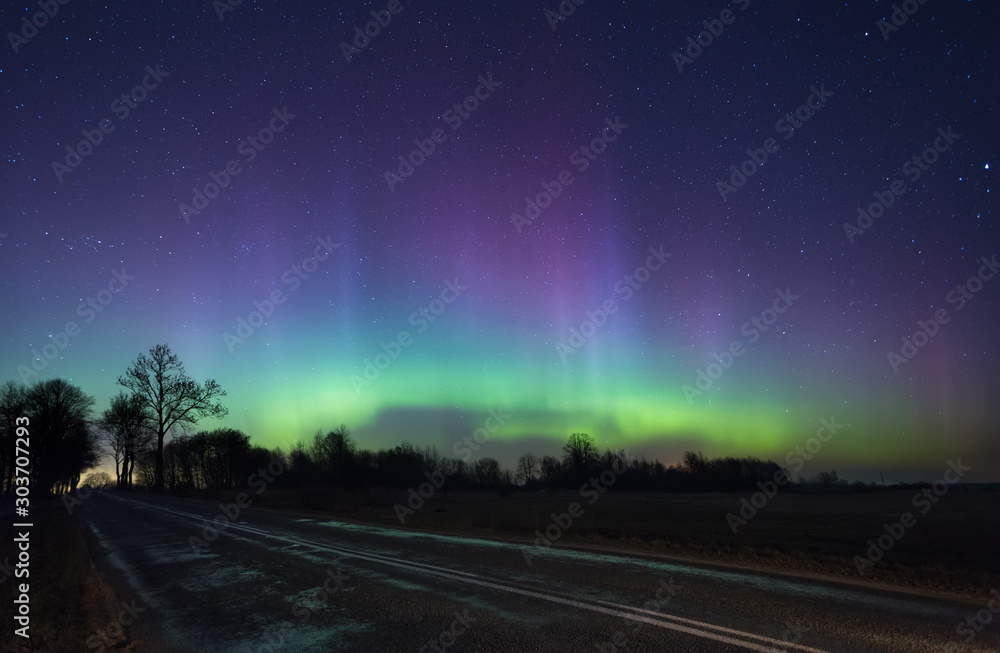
[590,598,829,653]
[102,495,832,653]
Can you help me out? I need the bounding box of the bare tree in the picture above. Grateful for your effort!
[516,452,540,485]
[97,421,126,488]
[562,432,598,472]
[539,455,563,486]
[813,470,846,486]
[83,471,113,489]
[100,392,154,489]
[311,424,356,482]
[118,344,228,492]
[473,457,501,485]
[135,444,156,488]
[682,451,707,475]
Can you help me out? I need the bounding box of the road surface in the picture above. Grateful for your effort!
[77,492,999,653]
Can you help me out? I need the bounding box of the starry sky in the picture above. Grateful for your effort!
[2,0,997,482]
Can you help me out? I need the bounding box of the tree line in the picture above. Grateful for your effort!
[1,343,856,499]
[151,427,851,493]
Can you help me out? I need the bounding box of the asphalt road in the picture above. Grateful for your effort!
[77,492,999,653]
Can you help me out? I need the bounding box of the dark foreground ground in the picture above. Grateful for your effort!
[1,500,170,653]
[3,487,998,652]
[211,484,1000,599]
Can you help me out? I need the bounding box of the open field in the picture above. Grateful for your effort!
[182,485,1000,601]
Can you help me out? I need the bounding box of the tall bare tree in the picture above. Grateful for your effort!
[311,424,356,481]
[516,452,540,485]
[562,432,598,473]
[97,420,126,488]
[100,392,154,489]
[118,344,228,492]
[539,455,563,486]
[473,457,501,485]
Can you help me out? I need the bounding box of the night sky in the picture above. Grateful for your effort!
[2,0,997,482]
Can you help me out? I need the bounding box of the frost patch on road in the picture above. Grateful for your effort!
[284,588,349,613]
[237,619,373,653]
[174,564,266,592]
[316,520,510,552]
[143,543,205,565]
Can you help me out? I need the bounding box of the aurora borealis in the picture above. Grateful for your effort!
[1,0,996,482]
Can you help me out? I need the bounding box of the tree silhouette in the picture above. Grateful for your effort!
[562,432,598,473]
[83,471,113,489]
[813,470,846,486]
[100,392,154,489]
[24,379,100,495]
[0,381,28,498]
[203,428,251,488]
[473,457,502,485]
[312,424,356,483]
[118,344,228,492]
[516,452,540,485]
[682,451,707,476]
[539,455,563,486]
